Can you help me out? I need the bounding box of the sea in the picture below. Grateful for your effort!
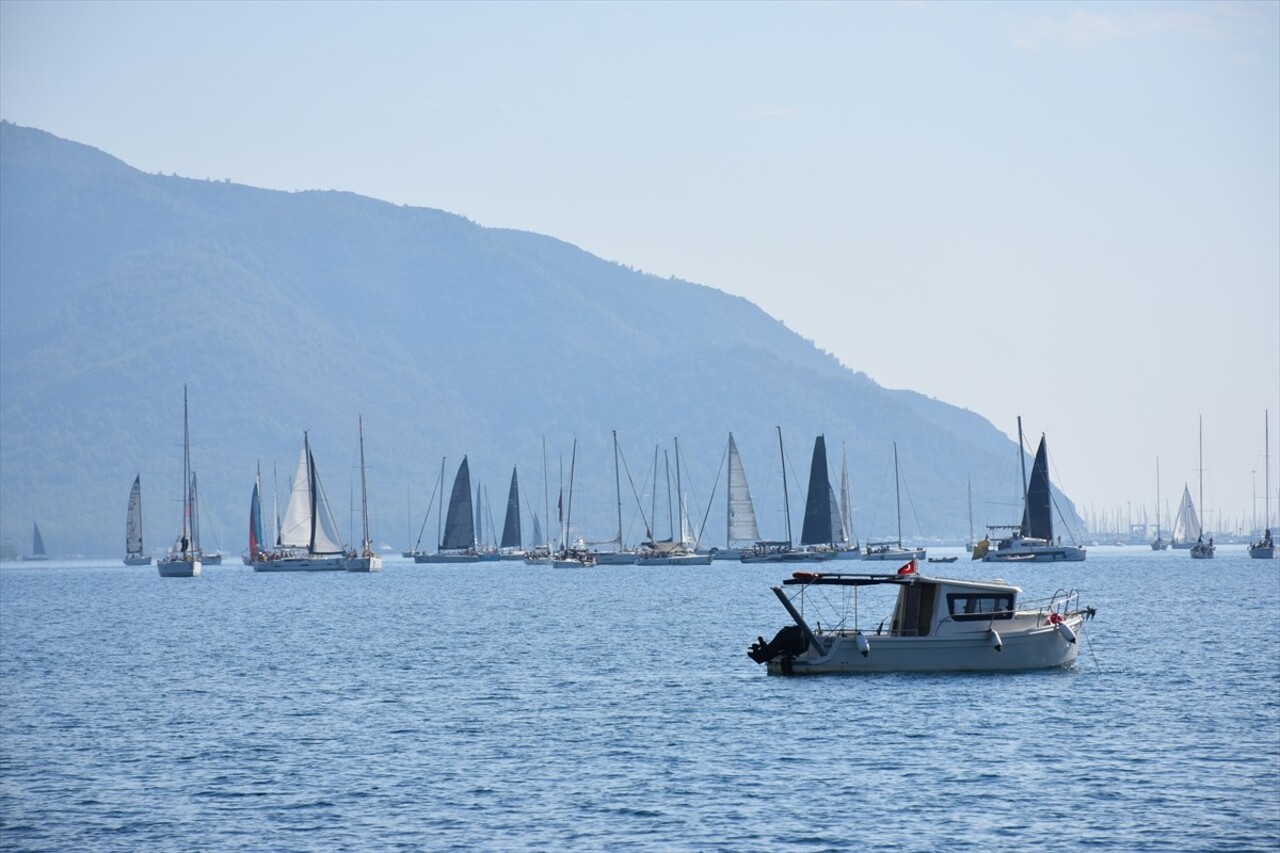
[1,547,1277,852]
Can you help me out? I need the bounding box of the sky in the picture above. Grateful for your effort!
[2,0,1278,533]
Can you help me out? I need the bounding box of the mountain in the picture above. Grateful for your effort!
[0,122,1082,557]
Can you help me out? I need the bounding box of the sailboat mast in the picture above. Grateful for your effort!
[613,430,623,546]
[664,450,674,539]
[305,431,318,554]
[675,437,685,543]
[726,434,734,549]
[541,435,550,550]
[893,441,903,547]
[1198,415,1204,537]
[1155,457,1162,539]
[181,385,191,555]
[778,426,793,546]
[1017,416,1028,536]
[436,456,446,551]
[358,416,371,551]
[967,477,974,545]
[565,439,577,549]
[1266,411,1271,532]
[840,444,851,546]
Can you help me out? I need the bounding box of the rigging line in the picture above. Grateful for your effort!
[897,456,925,541]
[696,439,730,547]
[617,441,655,541]
[413,468,443,552]
[674,438,707,547]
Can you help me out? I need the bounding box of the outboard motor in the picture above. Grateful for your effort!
[748,624,808,664]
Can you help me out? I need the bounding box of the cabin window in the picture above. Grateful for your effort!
[946,593,1014,621]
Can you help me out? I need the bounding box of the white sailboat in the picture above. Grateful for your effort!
[124,475,151,565]
[346,416,382,572]
[553,439,595,567]
[712,432,761,561]
[1170,485,1200,549]
[636,437,710,566]
[741,427,814,564]
[1150,458,1169,550]
[1190,416,1215,560]
[592,431,639,564]
[863,443,926,562]
[190,472,222,564]
[1248,411,1274,560]
[158,386,201,578]
[253,433,348,571]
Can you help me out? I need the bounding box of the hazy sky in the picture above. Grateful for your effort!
[3,0,1278,532]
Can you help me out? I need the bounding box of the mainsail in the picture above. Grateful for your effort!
[1172,484,1200,542]
[727,433,759,545]
[249,483,264,558]
[827,485,844,545]
[800,435,834,546]
[126,476,144,556]
[531,513,543,547]
[279,435,345,554]
[32,522,46,557]
[441,457,476,550]
[501,467,522,549]
[1021,436,1054,541]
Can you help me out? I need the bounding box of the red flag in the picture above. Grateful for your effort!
[897,559,916,575]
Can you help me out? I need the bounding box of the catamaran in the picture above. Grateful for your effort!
[975,418,1086,562]
[124,475,151,565]
[253,433,347,571]
[747,561,1094,675]
[158,386,201,578]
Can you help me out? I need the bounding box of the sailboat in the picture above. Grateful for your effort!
[1190,416,1215,560]
[158,386,201,578]
[417,457,483,563]
[965,478,975,553]
[838,444,860,557]
[496,466,527,560]
[976,418,1086,563]
[553,439,595,567]
[741,427,815,563]
[244,466,266,565]
[1170,485,1200,549]
[22,522,49,561]
[712,432,761,560]
[797,435,859,560]
[253,432,348,571]
[123,476,151,565]
[637,437,711,566]
[863,443,927,561]
[346,416,383,572]
[1150,458,1169,550]
[190,472,222,564]
[592,431,640,564]
[1248,411,1275,560]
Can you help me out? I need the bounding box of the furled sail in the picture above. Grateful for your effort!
[800,435,833,546]
[441,457,476,550]
[127,475,144,556]
[501,467,522,548]
[531,513,543,547]
[727,433,759,545]
[1021,436,1053,541]
[189,472,203,551]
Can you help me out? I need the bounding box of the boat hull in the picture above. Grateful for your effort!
[1247,544,1275,559]
[766,617,1084,675]
[983,546,1086,563]
[636,553,713,566]
[124,555,152,566]
[253,556,346,572]
[345,555,383,572]
[157,558,201,577]
[592,551,639,565]
[414,553,482,564]
[863,547,927,562]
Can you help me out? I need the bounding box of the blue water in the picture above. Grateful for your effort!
[2,548,1277,851]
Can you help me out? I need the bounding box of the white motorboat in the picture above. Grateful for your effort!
[748,563,1094,675]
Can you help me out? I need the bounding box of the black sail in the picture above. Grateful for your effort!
[1021,437,1054,541]
[799,435,833,546]
[441,457,475,550]
[500,467,522,549]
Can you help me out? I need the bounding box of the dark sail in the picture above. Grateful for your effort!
[1021,436,1053,541]
[500,466,522,548]
[799,435,833,546]
[441,457,475,550]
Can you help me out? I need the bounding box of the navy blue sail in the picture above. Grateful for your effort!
[1021,436,1053,541]
[500,467,522,549]
[799,435,834,546]
[441,457,475,551]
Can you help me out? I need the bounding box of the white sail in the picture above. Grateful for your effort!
[126,476,144,555]
[727,434,759,544]
[308,452,346,555]
[1172,484,1201,542]
[279,442,313,548]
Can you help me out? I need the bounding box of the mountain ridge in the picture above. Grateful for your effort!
[0,121,1080,557]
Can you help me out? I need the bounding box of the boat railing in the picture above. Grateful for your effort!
[1023,588,1082,626]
